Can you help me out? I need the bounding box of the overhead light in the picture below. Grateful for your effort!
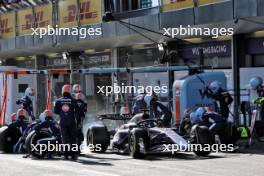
[184,37,202,43]
[253,30,264,37]
[158,44,164,51]
[16,57,26,61]
[85,49,96,54]
[104,48,112,52]
[132,44,145,49]
[0,60,2,64]
[47,53,59,58]
[62,52,68,60]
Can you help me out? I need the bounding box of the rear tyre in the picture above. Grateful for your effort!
[190,125,212,157]
[87,126,110,153]
[0,126,22,153]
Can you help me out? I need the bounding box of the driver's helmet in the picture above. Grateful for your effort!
[16,108,27,120]
[72,84,81,94]
[141,113,150,120]
[120,106,130,115]
[208,81,222,95]
[144,95,153,107]
[250,76,263,90]
[190,107,206,124]
[25,87,35,100]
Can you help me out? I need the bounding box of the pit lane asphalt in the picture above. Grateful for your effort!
[0,151,263,176]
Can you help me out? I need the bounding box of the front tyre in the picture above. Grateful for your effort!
[190,125,212,157]
[129,130,147,159]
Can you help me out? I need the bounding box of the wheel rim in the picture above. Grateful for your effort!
[129,136,135,152]
[89,131,94,144]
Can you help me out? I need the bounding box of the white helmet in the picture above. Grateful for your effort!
[190,107,206,124]
[25,87,35,99]
[144,95,153,107]
[208,81,222,95]
[249,77,263,89]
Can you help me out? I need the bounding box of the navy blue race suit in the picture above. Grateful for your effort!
[256,86,264,98]
[76,99,87,126]
[132,94,146,115]
[8,119,28,134]
[151,101,172,127]
[207,88,233,120]
[203,112,226,135]
[8,118,28,153]
[54,93,82,157]
[76,99,87,146]
[16,96,34,120]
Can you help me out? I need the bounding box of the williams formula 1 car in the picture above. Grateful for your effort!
[86,113,213,158]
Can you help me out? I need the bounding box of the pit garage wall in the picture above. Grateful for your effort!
[0,73,37,121]
[240,37,264,102]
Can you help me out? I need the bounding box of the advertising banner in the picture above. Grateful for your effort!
[0,12,16,38]
[179,41,231,59]
[246,38,264,55]
[162,0,194,12]
[80,0,102,25]
[59,0,78,27]
[17,8,34,35]
[34,4,53,28]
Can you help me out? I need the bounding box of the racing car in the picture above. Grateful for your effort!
[86,112,213,158]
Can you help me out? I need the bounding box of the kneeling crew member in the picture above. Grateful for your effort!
[9,109,29,153]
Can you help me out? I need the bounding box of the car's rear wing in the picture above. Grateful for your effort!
[98,114,132,121]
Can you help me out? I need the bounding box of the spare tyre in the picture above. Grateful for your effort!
[0,126,22,153]
[25,130,52,158]
[87,126,110,153]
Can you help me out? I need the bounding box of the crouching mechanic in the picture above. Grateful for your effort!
[9,109,29,153]
[190,107,226,143]
[206,81,233,120]
[16,87,35,121]
[32,110,61,158]
[54,85,82,160]
[144,94,172,127]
